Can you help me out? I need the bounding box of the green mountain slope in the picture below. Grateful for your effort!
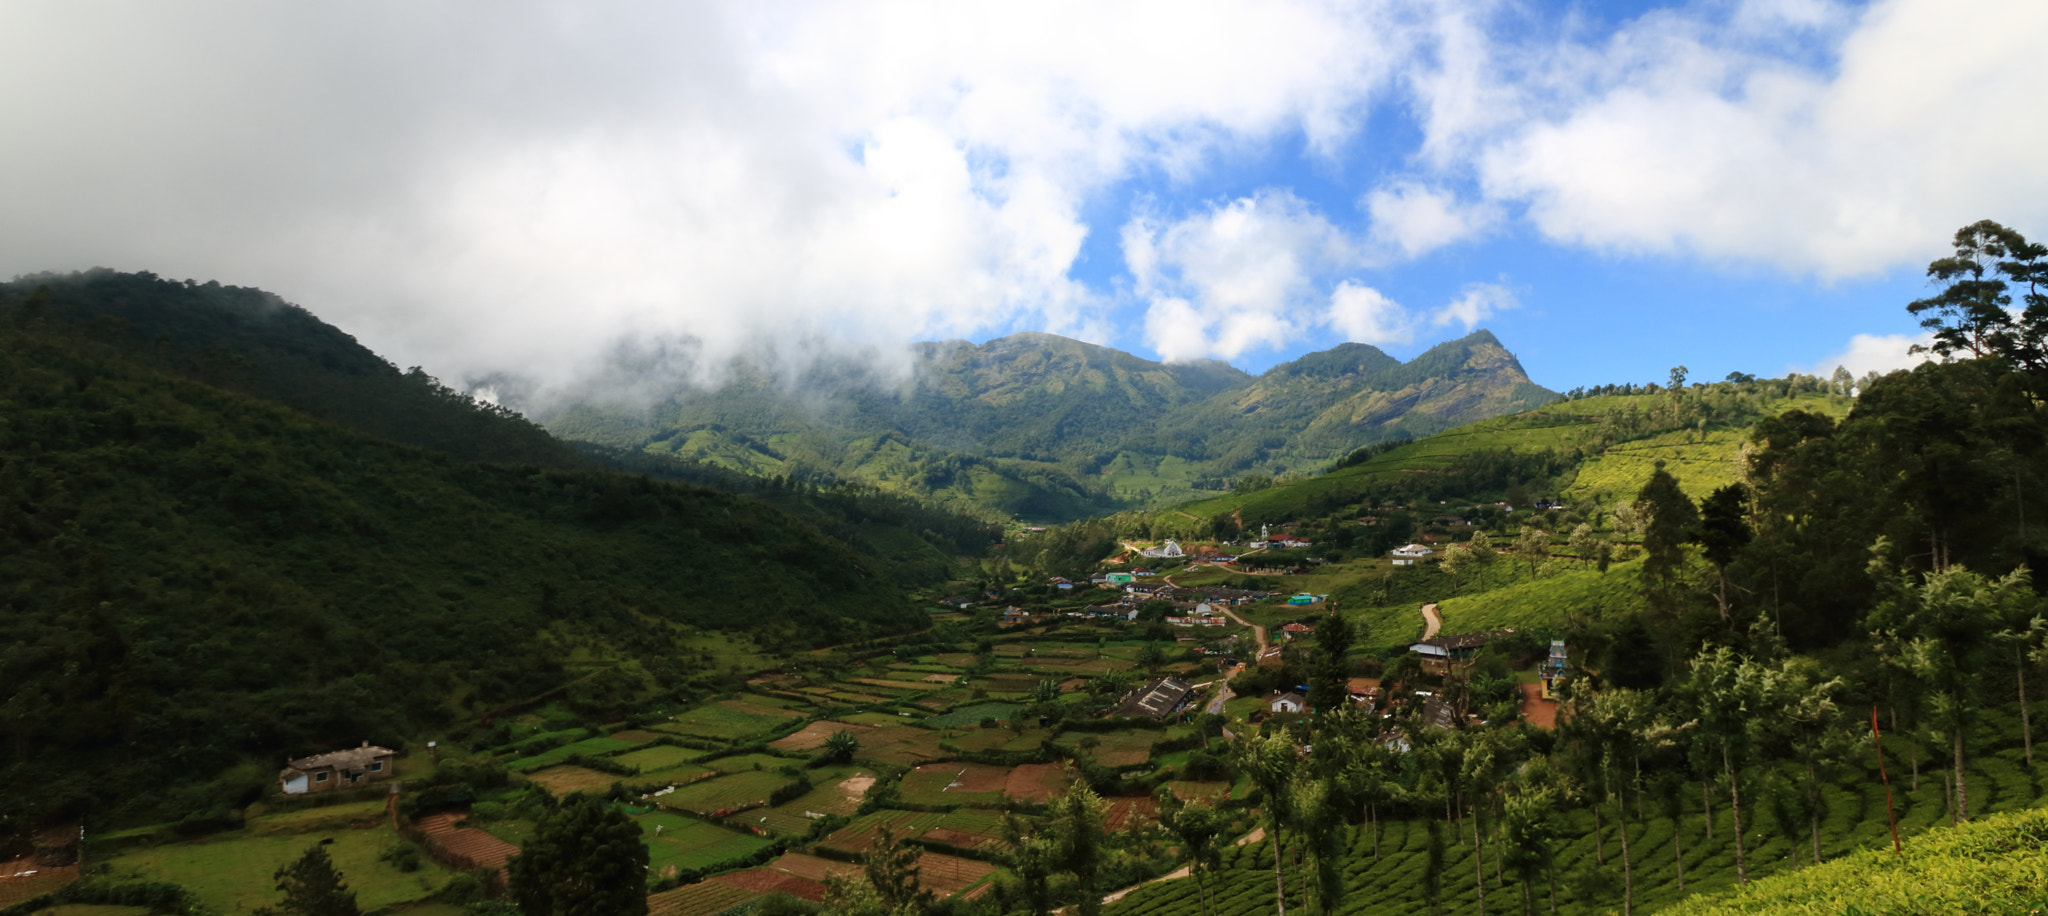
[0,304,924,827]
[4,270,1000,586]
[6,269,585,468]
[544,330,1557,521]
[1148,382,1853,532]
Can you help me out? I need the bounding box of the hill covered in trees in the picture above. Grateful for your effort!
[0,286,949,831]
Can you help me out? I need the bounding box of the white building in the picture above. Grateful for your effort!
[1390,544,1434,566]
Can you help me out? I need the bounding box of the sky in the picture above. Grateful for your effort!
[3,0,2045,398]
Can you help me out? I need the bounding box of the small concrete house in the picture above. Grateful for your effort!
[280,742,396,795]
[1270,692,1308,714]
[1390,544,1434,566]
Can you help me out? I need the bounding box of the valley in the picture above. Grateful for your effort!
[5,242,2048,916]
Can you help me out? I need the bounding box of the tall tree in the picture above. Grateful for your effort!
[1233,731,1300,916]
[1155,788,1224,916]
[1306,612,1357,715]
[508,794,651,916]
[1634,462,1700,603]
[256,845,359,916]
[1686,647,1761,885]
[862,826,935,916]
[1695,483,1752,621]
[1868,559,2036,823]
[1908,220,2048,389]
[1050,781,1107,916]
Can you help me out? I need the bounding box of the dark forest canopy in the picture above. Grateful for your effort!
[0,286,945,830]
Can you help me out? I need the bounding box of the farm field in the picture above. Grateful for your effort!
[1104,739,2048,916]
[658,701,804,741]
[616,745,712,773]
[899,762,1012,807]
[525,765,629,796]
[754,769,875,836]
[505,734,644,772]
[660,769,801,816]
[245,800,389,836]
[101,826,454,914]
[769,721,870,753]
[634,811,774,878]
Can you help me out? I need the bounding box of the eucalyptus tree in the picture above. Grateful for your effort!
[1686,647,1764,885]
[1154,788,1224,916]
[1757,657,1847,863]
[1288,775,1347,916]
[1992,613,2047,766]
[1867,557,2036,823]
[1232,730,1300,916]
[1500,783,1562,916]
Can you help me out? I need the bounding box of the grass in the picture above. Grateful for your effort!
[1429,558,1650,635]
[245,800,389,836]
[660,770,802,816]
[922,702,1024,729]
[616,745,711,773]
[504,735,642,772]
[632,811,775,879]
[658,701,803,741]
[703,753,805,775]
[101,825,453,914]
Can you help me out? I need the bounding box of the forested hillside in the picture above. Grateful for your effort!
[0,298,929,830]
[542,329,1555,521]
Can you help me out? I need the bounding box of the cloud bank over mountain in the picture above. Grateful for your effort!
[0,0,2040,391]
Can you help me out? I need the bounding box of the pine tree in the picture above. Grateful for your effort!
[508,794,650,916]
[257,845,359,916]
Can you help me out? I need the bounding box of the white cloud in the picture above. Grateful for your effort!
[1323,282,1415,346]
[0,1,1429,392]
[1801,331,1934,379]
[1460,0,2048,278]
[1434,282,1517,330]
[1127,190,1357,361]
[1363,181,1500,260]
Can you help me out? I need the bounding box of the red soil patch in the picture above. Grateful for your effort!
[0,860,78,910]
[769,721,871,752]
[1518,683,1557,729]
[914,853,997,898]
[709,869,828,901]
[1002,763,1071,802]
[416,811,520,870]
[1101,797,1157,832]
[765,853,860,882]
[922,827,999,849]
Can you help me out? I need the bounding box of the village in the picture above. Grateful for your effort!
[0,528,1571,916]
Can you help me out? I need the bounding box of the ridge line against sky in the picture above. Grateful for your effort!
[2,0,2044,396]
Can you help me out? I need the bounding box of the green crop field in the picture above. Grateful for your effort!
[1660,806,2048,915]
[657,701,804,741]
[245,800,390,836]
[617,745,712,773]
[703,753,806,775]
[1428,559,1650,636]
[1104,732,2047,916]
[505,735,642,772]
[102,826,454,913]
[660,770,802,816]
[633,811,775,879]
[923,702,1026,729]
[755,767,874,836]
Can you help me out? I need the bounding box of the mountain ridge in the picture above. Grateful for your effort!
[542,328,1559,520]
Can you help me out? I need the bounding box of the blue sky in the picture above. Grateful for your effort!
[0,1,2042,395]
